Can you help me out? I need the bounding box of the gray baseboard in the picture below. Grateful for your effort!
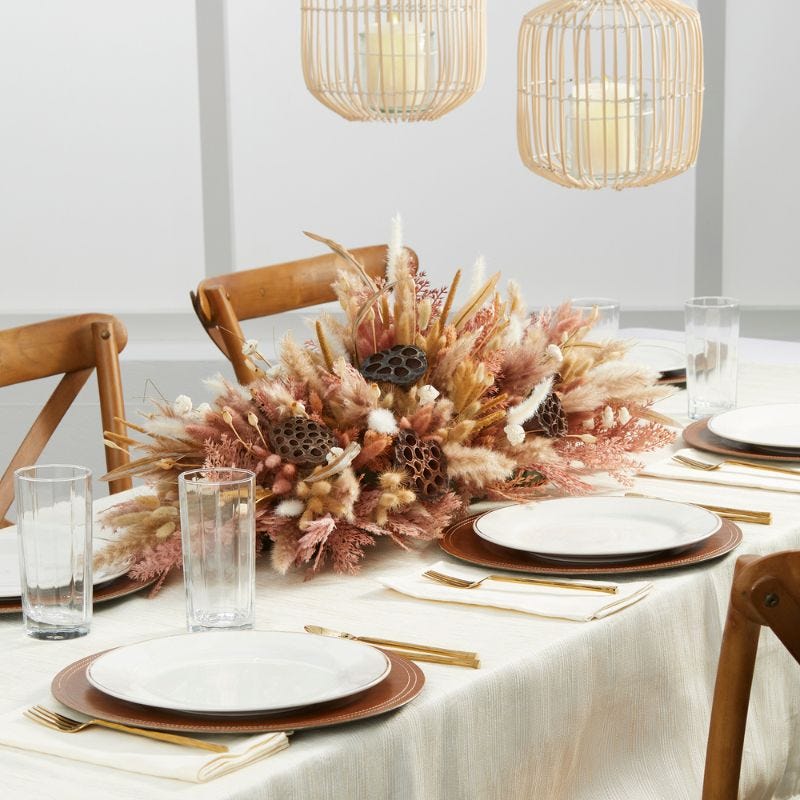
[621,308,800,342]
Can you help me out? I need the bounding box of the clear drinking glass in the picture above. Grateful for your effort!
[571,297,621,340]
[685,296,740,419]
[14,465,92,639]
[179,468,256,632]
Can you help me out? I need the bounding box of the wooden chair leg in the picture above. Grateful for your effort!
[702,599,762,799]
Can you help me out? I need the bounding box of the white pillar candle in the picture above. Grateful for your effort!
[569,79,638,179]
[363,14,428,112]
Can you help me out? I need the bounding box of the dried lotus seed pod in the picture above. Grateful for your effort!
[360,345,428,387]
[394,428,448,499]
[268,417,336,465]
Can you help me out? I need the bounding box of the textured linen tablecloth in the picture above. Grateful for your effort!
[2,351,800,800]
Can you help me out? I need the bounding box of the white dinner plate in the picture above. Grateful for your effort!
[707,403,800,450]
[473,497,721,562]
[0,533,129,598]
[625,340,686,377]
[87,630,392,714]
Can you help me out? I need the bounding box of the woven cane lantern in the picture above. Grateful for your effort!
[517,0,704,189]
[301,1,487,122]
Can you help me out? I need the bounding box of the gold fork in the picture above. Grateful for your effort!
[672,453,800,478]
[24,706,228,753]
[423,569,618,595]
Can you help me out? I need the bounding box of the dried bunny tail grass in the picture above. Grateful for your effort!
[392,247,418,345]
[280,334,327,398]
[442,442,516,488]
[139,415,189,439]
[506,279,527,319]
[315,312,351,365]
[324,359,379,427]
[351,430,392,470]
[469,254,487,294]
[561,362,670,413]
[429,328,481,388]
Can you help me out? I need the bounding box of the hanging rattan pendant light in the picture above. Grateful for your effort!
[301,1,487,122]
[517,0,704,189]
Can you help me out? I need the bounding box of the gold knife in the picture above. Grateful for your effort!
[624,492,772,524]
[304,625,480,668]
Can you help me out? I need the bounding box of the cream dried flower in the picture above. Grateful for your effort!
[418,385,440,405]
[367,408,399,435]
[326,446,344,464]
[173,395,192,416]
[618,407,631,425]
[504,423,526,446]
[602,406,615,429]
[242,338,260,356]
[275,499,305,517]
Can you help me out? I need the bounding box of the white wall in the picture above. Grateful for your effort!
[0,0,205,313]
[225,1,697,310]
[2,0,799,488]
[723,0,800,310]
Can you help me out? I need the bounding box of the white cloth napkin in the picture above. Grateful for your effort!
[379,560,652,622]
[0,701,289,783]
[639,447,800,494]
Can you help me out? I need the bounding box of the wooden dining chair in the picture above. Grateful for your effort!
[190,244,417,385]
[702,550,800,799]
[0,314,132,525]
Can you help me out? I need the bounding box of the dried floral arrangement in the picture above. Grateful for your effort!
[98,222,674,589]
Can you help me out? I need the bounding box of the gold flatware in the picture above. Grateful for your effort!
[624,493,772,525]
[24,706,228,753]
[422,569,618,595]
[304,625,480,669]
[672,453,800,479]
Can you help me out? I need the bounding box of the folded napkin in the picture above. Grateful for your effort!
[379,560,652,622]
[640,448,800,494]
[0,701,289,783]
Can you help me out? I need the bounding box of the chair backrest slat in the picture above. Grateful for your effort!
[191,244,416,385]
[0,315,132,520]
[0,369,92,520]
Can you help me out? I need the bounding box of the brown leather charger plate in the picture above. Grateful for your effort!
[52,649,424,734]
[0,575,156,615]
[683,418,800,463]
[440,513,742,575]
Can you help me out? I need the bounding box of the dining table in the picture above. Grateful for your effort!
[1,330,799,800]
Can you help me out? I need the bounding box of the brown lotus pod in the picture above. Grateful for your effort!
[267,417,336,465]
[394,428,449,499]
[524,392,568,438]
[360,344,428,387]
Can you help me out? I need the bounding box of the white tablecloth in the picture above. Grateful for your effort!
[2,341,800,800]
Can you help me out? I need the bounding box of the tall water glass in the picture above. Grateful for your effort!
[685,297,740,419]
[571,297,620,340]
[179,468,255,632]
[14,465,92,639]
